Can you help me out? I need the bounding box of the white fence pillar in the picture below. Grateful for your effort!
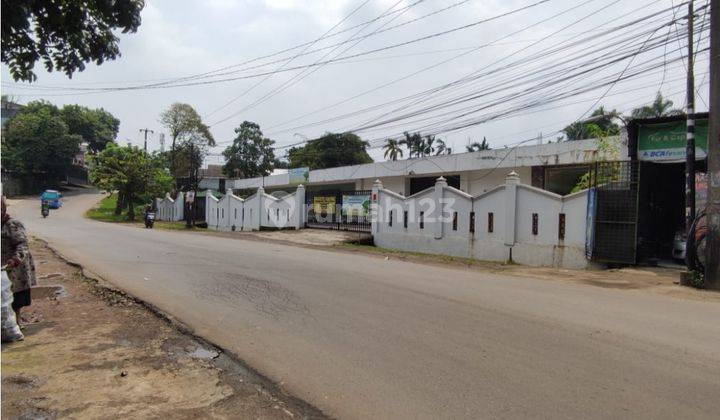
[434,176,447,239]
[504,171,520,246]
[371,179,383,235]
[205,189,213,223]
[257,186,265,229]
[295,184,305,230]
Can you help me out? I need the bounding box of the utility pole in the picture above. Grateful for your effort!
[685,0,696,231]
[705,0,719,289]
[139,128,154,152]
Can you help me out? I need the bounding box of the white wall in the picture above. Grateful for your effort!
[373,173,589,269]
[205,186,306,232]
[155,192,184,222]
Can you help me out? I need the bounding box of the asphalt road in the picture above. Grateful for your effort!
[10,192,720,419]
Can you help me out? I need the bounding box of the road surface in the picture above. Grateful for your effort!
[10,192,720,419]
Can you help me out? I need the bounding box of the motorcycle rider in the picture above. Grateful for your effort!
[41,200,49,218]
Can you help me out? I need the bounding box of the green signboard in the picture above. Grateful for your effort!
[342,194,371,217]
[637,119,708,162]
[288,167,310,185]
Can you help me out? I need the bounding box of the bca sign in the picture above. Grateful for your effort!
[637,119,708,162]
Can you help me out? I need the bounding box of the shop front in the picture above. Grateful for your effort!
[629,113,709,265]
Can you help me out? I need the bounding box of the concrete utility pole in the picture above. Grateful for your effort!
[705,0,719,289]
[139,128,154,152]
[685,0,696,230]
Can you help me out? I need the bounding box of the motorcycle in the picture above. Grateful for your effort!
[41,201,49,218]
[144,211,156,229]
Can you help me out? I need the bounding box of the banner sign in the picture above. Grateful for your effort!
[637,119,708,162]
[289,167,310,185]
[585,187,597,260]
[342,194,371,217]
[313,196,336,215]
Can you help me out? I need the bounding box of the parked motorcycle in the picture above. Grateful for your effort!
[41,201,50,218]
[144,211,156,228]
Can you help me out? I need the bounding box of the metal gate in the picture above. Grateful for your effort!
[306,190,371,232]
[586,161,640,264]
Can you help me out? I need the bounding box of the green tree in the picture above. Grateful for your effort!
[2,104,81,182]
[287,132,372,170]
[434,138,450,155]
[383,138,404,161]
[89,143,172,221]
[222,121,276,178]
[571,125,621,193]
[60,105,119,152]
[400,131,423,158]
[421,135,436,156]
[159,103,214,182]
[630,92,683,119]
[466,137,490,152]
[563,106,620,140]
[2,0,145,82]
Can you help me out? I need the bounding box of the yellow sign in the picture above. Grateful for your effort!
[313,196,336,215]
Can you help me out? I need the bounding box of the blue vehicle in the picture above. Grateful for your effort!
[40,190,63,209]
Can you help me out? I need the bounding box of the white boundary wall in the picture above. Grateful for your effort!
[372,172,589,269]
[155,192,184,221]
[204,186,305,231]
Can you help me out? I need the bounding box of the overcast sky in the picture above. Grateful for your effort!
[1,0,711,164]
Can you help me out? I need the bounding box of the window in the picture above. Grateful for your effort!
[452,212,458,231]
[488,212,494,233]
[403,211,408,228]
[532,213,538,235]
[389,210,393,227]
[558,213,566,240]
[469,212,475,234]
[419,211,424,229]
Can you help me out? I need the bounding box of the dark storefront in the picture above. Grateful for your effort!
[629,113,709,264]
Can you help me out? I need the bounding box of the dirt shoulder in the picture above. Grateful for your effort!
[1,238,326,419]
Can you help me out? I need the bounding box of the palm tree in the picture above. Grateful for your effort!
[631,92,683,119]
[383,138,403,161]
[435,138,450,155]
[466,137,490,152]
[421,135,436,156]
[401,131,423,158]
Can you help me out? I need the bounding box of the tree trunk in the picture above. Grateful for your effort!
[127,194,135,221]
[114,192,124,215]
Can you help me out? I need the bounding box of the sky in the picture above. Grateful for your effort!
[1,0,712,165]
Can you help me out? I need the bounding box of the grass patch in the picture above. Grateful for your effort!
[86,194,201,230]
[85,194,132,222]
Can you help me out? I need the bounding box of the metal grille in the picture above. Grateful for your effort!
[305,190,371,232]
[589,161,640,264]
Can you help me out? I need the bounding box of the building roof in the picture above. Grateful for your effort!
[232,137,624,190]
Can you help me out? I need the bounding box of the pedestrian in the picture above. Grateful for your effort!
[1,196,37,323]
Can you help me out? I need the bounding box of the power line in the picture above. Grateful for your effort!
[202,0,374,120]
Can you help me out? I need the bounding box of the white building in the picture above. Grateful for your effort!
[230,137,626,196]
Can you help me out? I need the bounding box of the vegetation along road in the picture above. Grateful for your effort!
[11,191,720,420]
